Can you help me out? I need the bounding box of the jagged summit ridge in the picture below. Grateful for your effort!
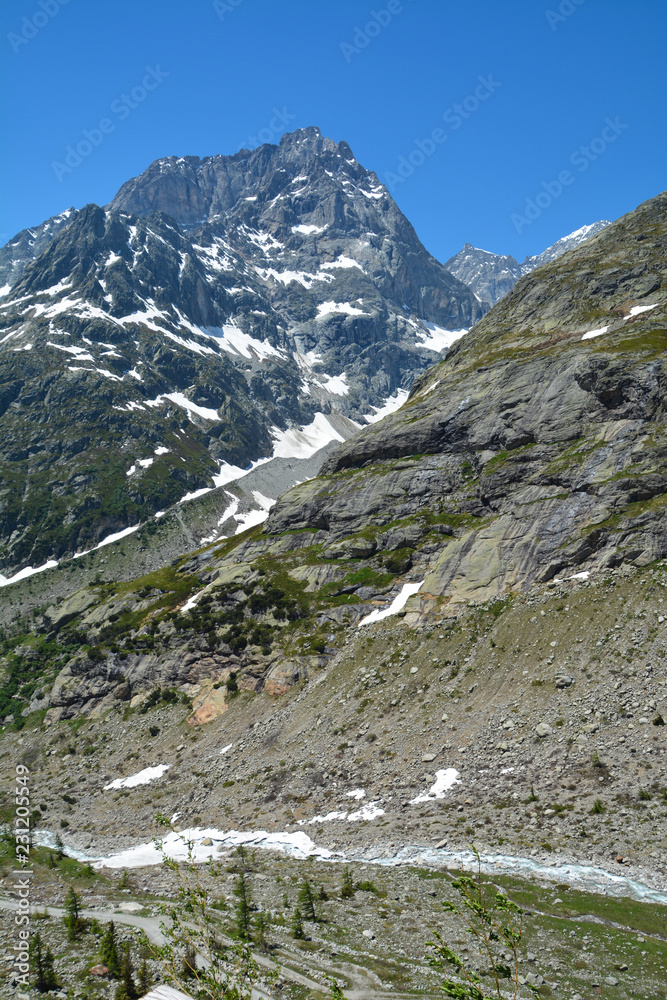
[445,219,612,305]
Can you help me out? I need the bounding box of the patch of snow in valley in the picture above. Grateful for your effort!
[358,580,424,627]
[43,833,667,904]
[292,223,325,234]
[212,462,256,488]
[315,372,349,396]
[0,559,59,588]
[417,322,468,352]
[154,446,169,455]
[347,802,385,821]
[163,331,217,357]
[316,300,368,318]
[74,524,140,559]
[363,388,409,423]
[217,493,240,525]
[320,255,364,271]
[625,303,658,319]
[47,341,95,361]
[233,491,275,533]
[104,765,170,791]
[255,266,326,289]
[178,487,214,504]
[201,323,282,361]
[161,392,220,421]
[346,789,366,800]
[581,326,609,341]
[181,590,206,613]
[219,743,233,755]
[271,412,345,460]
[94,828,334,868]
[410,768,462,804]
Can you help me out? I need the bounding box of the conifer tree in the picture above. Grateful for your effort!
[138,959,153,996]
[63,886,81,941]
[100,920,122,977]
[291,906,305,940]
[115,942,138,1000]
[297,880,317,922]
[340,868,355,899]
[31,932,59,993]
[233,871,253,942]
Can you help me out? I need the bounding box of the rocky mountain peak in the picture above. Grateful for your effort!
[0,129,484,577]
[445,219,612,306]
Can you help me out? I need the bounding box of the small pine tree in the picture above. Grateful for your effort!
[233,871,253,941]
[318,885,329,901]
[254,911,268,950]
[340,868,355,899]
[100,920,121,977]
[291,906,305,940]
[297,880,317,922]
[138,959,152,995]
[31,933,59,993]
[63,886,81,941]
[115,943,137,1000]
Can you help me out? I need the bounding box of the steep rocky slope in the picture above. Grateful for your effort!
[0,194,665,985]
[0,190,663,730]
[0,208,76,294]
[0,127,483,578]
[445,220,611,305]
[271,192,666,604]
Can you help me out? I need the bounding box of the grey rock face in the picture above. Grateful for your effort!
[0,208,76,292]
[265,191,667,603]
[0,128,485,575]
[444,243,520,307]
[445,221,612,305]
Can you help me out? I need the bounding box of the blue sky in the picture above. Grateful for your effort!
[1,0,665,262]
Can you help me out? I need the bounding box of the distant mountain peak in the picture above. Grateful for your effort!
[446,219,612,305]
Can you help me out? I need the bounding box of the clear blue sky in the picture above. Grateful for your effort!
[1,0,665,262]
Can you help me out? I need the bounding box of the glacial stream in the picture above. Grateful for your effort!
[35,829,667,906]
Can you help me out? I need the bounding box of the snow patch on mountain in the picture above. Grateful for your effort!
[271,412,346,459]
[364,388,409,424]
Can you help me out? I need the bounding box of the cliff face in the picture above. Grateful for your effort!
[266,192,667,603]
